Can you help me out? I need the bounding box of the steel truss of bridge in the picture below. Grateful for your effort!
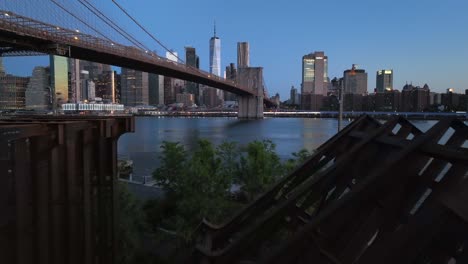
[193,115,468,264]
[0,10,276,107]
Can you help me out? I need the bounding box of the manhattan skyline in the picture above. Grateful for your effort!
[2,0,467,99]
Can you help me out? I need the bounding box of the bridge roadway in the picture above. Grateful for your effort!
[0,10,275,107]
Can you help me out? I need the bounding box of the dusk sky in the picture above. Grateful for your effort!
[3,0,468,99]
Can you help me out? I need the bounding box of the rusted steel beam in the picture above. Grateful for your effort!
[193,116,467,264]
[195,116,382,255]
[0,116,134,264]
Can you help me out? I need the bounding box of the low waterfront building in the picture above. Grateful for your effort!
[62,103,125,112]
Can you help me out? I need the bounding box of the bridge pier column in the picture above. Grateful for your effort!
[237,67,264,119]
[238,95,263,119]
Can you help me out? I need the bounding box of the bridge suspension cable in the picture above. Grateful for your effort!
[76,0,150,52]
[49,0,112,42]
[111,0,184,63]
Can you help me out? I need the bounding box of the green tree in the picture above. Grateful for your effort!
[152,139,239,240]
[153,141,187,193]
[216,141,240,183]
[283,148,313,174]
[239,140,283,201]
[115,182,147,263]
[150,139,312,241]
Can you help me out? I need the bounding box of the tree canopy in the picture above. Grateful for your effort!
[151,139,312,240]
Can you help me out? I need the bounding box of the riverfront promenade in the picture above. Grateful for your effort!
[137,110,468,120]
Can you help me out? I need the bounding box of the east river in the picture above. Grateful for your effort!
[117,116,437,182]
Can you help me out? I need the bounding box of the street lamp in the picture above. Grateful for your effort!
[338,85,344,132]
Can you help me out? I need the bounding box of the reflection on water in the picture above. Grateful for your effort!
[117,116,438,181]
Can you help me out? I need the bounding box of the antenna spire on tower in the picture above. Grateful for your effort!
[214,20,216,37]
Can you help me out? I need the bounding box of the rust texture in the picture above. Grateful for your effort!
[0,115,134,264]
[194,115,468,264]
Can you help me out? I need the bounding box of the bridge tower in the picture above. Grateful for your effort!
[237,67,264,119]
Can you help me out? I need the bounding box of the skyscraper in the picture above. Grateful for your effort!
[148,73,160,105]
[26,66,50,110]
[68,58,80,102]
[185,46,200,104]
[68,59,111,102]
[163,51,184,105]
[209,24,221,77]
[80,60,111,81]
[207,23,222,107]
[224,63,237,101]
[50,55,69,107]
[185,47,199,68]
[301,51,328,96]
[290,85,299,105]
[0,57,5,77]
[343,64,368,95]
[120,68,149,106]
[376,69,393,93]
[301,51,328,110]
[148,50,164,106]
[96,70,116,103]
[237,42,250,68]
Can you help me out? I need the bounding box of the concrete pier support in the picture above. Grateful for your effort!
[237,67,264,118]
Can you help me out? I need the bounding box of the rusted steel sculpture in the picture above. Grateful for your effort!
[0,116,134,264]
[194,115,468,264]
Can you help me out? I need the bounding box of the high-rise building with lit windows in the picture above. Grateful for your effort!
[376,69,393,93]
[301,51,328,110]
[301,51,328,96]
[120,68,149,106]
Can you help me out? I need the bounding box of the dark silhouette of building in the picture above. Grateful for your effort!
[95,70,117,103]
[185,46,200,104]
[114,72,121,103]
[0,57,4,77]
[289,85,299,106]
[202,85,219,107]
[401,83,430,112]
[302,94,324,111]
[329,77,343,97]
[148,73,160,105]
[343,93,364,111]
[224,63,237,101]
[441,88,462,112]
[364,90,401,111]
